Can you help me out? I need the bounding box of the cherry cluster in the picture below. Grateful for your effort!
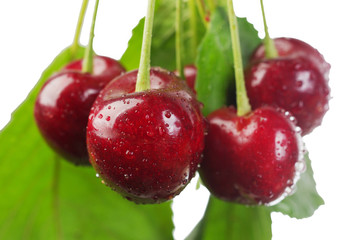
[33,0,330,206]
[199,37,330,205]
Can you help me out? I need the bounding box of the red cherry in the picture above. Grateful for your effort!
[245,57,330,135]
[34,56,126,165]
[87,67,205,204]
[199,106,304,205]
[251,37,330,79]
[173,64,197,93]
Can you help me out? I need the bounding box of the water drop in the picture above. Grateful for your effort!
[296,80,303,87]
[125,150,135,159]
[106,116,111,121]
[98,114,103,119]
[295,161,306,173]
[146,130,154,137]
[158,127,165,135]
[164,111,171,118]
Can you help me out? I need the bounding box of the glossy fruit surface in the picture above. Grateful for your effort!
[251,37,330,79]
[63,55,126,80]
[87,68,205,204]
[34,56,125,165]
[245,57,330,135]
[174,64,197,93]
[183,64,197,92]
[199,106,303,205]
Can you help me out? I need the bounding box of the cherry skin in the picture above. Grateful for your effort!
[174,64,197,93]
[251,37,330,79]
[245,56,330,135]
[199,106,303,205]
[34,56,126,165]
[183,64,197,93]
[87,67,205,204]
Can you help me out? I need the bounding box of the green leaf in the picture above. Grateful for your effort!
[270,153,324,219]
[119,18,144,71]
[195,8,261,115]
[0,46,173,240]
[120,0,205,71]
[186,196,272,240]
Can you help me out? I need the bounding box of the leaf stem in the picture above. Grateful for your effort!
[260,0,278,59]
[176,0,185,79]
[195,0,209,28]
[188,0,198,60]
[82,0,100,73]
[135,0,156,92]
[52,156,62,240]
[226,0,251,116]
[70,0,89,58]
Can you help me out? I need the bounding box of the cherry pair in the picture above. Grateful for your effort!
[198,0,330,205]
[35,57,205,203]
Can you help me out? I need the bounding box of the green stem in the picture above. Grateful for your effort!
[70,0,89,58]
[195,0,208,28]
[82,0,100,73]
[188,0,198,60]
[176,0,185,79]
[260,0,278,59]
[135,0,156,92]
[206,0,216,12]
[227,0,251,116]
[52,156,62,240]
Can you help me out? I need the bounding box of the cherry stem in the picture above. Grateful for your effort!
[135,0,156,92]
[82,0,100,73]
[176,0,185,79]
[195,0,209,28]
[188,0,198,59]
[206,0,216,12]
[260,0,278,59]
[70,0,89,57]
[227,0,251,116]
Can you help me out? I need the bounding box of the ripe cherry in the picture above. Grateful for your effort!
[174,64,197,93]
[34,56,126,165]
[251,37,330,79]
[87,67,205,204]
[199,106,304,205]
[245,55,330,135]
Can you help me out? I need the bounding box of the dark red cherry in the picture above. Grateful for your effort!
[87,67,205,204]
[245,57,330,135]
[199,106,303,205]
[251,37,330,79]
[63,55,126,80]
[174,64,197,93]
[34,56,126,165]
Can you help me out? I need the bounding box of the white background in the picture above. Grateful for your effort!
[1,0,361,239]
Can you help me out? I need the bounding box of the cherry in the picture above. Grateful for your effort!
[174,64,197,93]
[198,0,304,206]
[63,55,126,81]
[245,56,330,135]
[86,67,205,204]
[34,56,126,165]
[199,106,303,205]
[251,37,331,79]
